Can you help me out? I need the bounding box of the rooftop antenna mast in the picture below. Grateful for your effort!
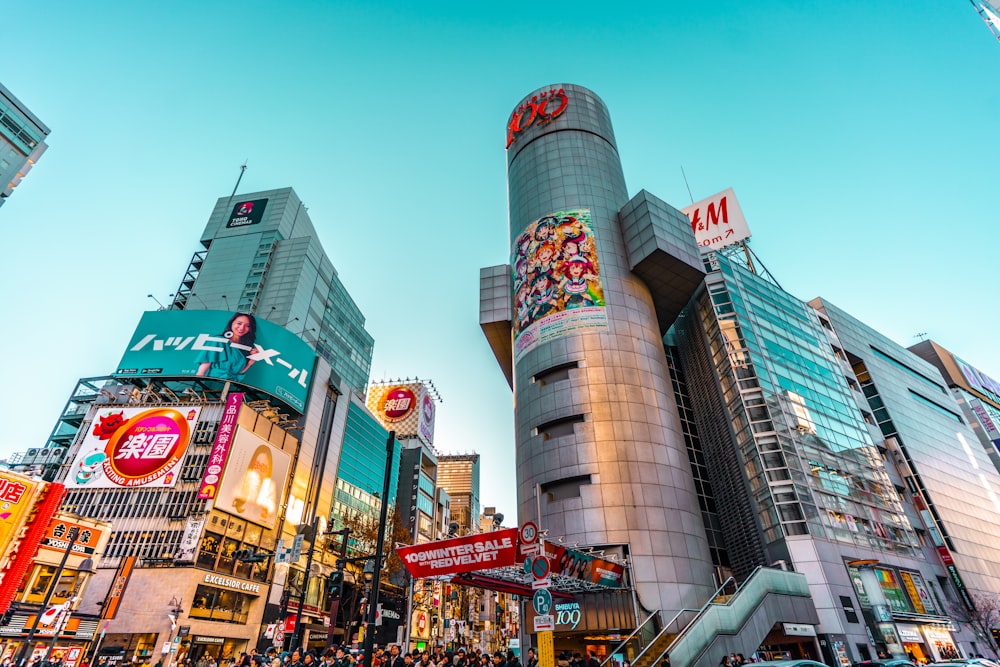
[223,161,248,215]
[970,0,1000,41]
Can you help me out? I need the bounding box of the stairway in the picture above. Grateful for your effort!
[628,567,818,667]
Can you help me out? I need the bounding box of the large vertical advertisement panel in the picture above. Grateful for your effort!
[512,209,607,361]
[214,427,291,530]
[64,406,201,489]
[114,310,316,411]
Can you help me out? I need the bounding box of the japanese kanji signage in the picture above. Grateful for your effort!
[0,470,41,562]
[214,427,291,530]
[114,310,317,411]
[681,187,751,253]
[38,517,104,556]
[366,381,437,446]
[198,392,244,499]
[65,406,201,489]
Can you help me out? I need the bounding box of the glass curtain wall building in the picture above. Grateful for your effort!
[670,253,974,664]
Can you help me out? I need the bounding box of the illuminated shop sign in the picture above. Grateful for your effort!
[381,386,416,422]
[366,382,437,446]
[506,88,568,148]
[38,518,104,556]
[203,573,261,594]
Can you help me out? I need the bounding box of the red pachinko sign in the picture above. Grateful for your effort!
[506,88,568,148]
[198,392,244,499]
[380,387,416,422]
[397,528,519,578]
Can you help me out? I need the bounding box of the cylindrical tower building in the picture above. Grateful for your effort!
[503,84,715,613]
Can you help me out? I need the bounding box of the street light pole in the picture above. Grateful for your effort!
[290,516,321,651]
[361,431,395,667]
[16,527,80,667]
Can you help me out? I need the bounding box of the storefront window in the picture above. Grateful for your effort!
[189,584,252,625]
[198,511,271,581]
[198,531,223,569]
[20,565,83,604]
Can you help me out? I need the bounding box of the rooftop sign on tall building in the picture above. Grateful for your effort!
[367,380,437,446]
[681,187,751,253]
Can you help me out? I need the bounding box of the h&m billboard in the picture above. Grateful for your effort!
[681,187,751,253]
[115,310,316,411]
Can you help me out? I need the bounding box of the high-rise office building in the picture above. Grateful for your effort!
[170,187,374,394]
[436,454,480,535]
[0,82,48,209]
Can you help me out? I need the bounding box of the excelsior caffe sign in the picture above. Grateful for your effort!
[397,528,518,578]
[204,573,261,594]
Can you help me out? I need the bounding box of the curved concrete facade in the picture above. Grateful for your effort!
[505,84,716,613]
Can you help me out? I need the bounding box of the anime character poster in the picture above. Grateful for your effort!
[512,209,607,361]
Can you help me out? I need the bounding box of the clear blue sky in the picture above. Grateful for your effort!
[2,1,998,521]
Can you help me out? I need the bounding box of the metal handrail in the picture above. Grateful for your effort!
[599,610,659,667]
[630,575,740,667]
[651,566,767,667]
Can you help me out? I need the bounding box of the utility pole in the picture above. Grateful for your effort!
[361,431,395,667]
[17,528,80,667]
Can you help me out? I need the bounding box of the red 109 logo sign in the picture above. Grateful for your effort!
[506,88,568,148]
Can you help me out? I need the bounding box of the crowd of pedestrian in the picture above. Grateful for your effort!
[236,644,533,667]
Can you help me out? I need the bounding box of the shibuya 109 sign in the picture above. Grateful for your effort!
[397,528,519,577]
[506,88,568,148]
[65,406,201,489]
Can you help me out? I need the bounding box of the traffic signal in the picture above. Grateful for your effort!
[0,607,14,625]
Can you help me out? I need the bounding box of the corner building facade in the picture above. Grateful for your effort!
[483,84,716,614]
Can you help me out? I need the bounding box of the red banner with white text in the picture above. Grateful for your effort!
[397,528,519,578]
